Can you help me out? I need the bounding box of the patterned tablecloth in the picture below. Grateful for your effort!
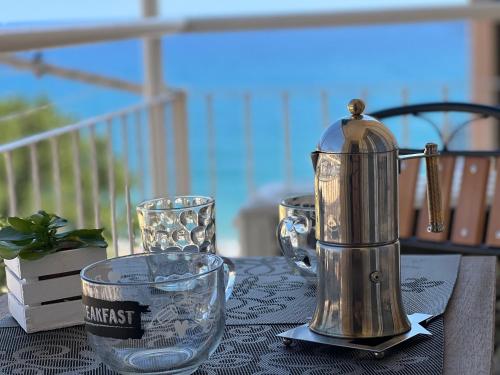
[0,255,460,375]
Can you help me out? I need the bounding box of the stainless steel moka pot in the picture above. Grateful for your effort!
[309,99,444,339]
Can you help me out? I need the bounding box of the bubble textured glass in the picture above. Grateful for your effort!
[137,196,216,254]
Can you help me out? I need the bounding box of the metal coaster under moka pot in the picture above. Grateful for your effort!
[279,99,444,356]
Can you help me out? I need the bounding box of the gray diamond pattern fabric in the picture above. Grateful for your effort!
[198,320,444,375]
[0,255,459,374]
[400,255,461,317]
[0,320,445,375]
[227,255,461,325]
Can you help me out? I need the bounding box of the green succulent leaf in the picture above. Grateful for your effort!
[0,218,9,228]
[77,239,108,248]
[18,249,50,261]
[29,212,47,225]
[0,241,23,260]
[9,238,35,246]
[8,217,33,234]
[48,217,68,229]
[19,239,47,252]
[0,227,33,241]
[56,229,107,248]
[0,212,107,261]
[58,228,104,237]
[0,249,20,260]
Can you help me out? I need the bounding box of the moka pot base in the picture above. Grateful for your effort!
[278,313,432,359]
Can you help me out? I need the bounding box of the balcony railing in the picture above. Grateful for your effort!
[0,94,175,256]
[0,81,467,256]
[2,3,500,52]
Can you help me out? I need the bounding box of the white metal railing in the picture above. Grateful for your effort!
[0,54,142,94]
[195,84,458,201]
[0,96,169,154]
[0,94,175,257]
[0,81,464,259]
[1,83,459,224]
[2,3,500,52]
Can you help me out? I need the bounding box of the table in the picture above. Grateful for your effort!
[0,256,495,375]
[442,256,495,375]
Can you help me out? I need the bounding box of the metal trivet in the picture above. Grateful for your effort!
[278,313,432,359]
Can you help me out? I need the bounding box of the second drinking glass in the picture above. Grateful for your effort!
[137,196,216,254]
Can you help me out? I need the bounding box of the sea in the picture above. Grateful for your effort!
[0,21,470,248]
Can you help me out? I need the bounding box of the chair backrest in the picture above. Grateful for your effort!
[370,102,500,255]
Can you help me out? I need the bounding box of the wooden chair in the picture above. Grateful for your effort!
[370,102,500,255]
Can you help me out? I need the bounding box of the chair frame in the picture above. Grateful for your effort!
[370,102,500,255]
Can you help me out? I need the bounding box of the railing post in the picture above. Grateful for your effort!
[442,85,451,145]
[401,87,410,148]
[4,152,16,216]
[142,0,168,197]
[243,93,255,196]
[71,131,84,227]
[172,90,191,195]
[206,94,217,197]
[282,91,292,185]
[471,8,498,149]
[321,90,330,129]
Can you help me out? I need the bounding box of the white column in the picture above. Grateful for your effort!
[172,90,191,194]
[142,0,168,196]
[470,0,498,149]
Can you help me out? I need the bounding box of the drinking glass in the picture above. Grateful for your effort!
[278,195,318,278]
[81,252,235,374]
[137,196,216,254]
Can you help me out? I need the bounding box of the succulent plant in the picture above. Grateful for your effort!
[0,211,107,260]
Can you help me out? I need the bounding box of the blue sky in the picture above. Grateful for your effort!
[1,0,466,24]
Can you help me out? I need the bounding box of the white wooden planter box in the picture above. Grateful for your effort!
[4,247,106,333]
